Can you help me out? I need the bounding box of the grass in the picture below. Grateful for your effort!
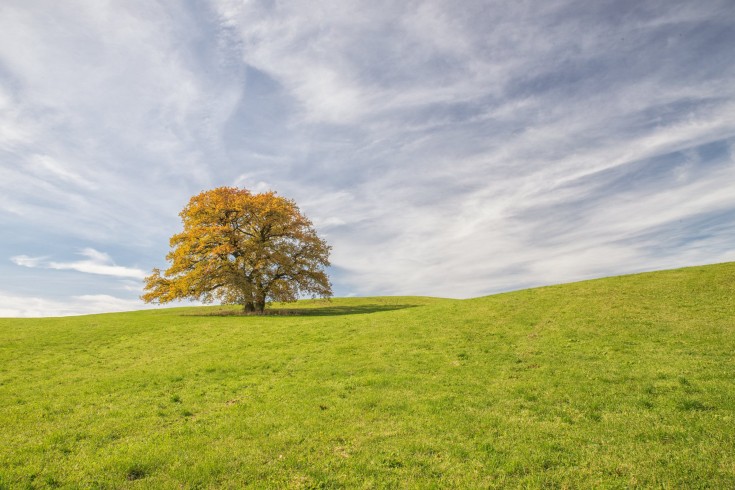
[1,263,734,488]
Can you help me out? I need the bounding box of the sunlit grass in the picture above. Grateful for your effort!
[1,264,734,488]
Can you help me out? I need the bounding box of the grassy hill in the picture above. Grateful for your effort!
[1,263,734,488]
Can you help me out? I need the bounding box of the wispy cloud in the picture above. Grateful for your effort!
[0,0,244,244]
[209,0,735,297]
[12,248,146,280]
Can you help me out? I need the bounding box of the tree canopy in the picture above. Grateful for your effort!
[142,187,332,313]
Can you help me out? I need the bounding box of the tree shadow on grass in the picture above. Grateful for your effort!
[185,303,421,318]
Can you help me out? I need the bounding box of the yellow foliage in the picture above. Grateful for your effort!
[142,187,332,313]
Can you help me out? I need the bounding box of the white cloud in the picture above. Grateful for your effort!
[233,174,273,193]
[26,154,97,190]
[0,291,151,318]
[11,248,146,280]
[10,255,46,268]
[312,216,347,229]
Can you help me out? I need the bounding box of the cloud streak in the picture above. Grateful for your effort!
[12,248,146,280]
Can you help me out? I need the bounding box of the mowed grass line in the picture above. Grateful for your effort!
[1,265,734,488]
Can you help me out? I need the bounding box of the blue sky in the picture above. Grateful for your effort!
[1,0,734,316]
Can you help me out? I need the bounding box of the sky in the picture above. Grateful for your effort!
[1,0,734,317]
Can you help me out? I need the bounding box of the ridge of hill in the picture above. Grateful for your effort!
[0,262,734,487]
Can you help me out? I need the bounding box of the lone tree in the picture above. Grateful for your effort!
[142,187,332,313]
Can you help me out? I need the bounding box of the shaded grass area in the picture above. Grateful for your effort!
[1,265,734,488]
[188,298,430,317]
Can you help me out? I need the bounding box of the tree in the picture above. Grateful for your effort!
[142,187,332,313]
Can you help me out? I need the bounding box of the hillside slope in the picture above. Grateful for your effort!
[1,264,734,488]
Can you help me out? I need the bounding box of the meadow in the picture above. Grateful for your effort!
[1,263,734,488]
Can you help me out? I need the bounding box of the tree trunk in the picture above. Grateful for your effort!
[254,295,266,314]
[243,302,255,313]
[254,282,266,314]
[255,300,266,313]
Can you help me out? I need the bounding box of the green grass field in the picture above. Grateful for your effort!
[1,263,734,488]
